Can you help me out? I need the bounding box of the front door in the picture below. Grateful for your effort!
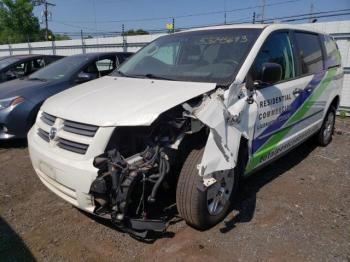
[246,31,302,171]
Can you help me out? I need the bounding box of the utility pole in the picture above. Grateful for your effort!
[172,17,175,33]
[80,30,85,54]
[44,2,49,40]
[33,0,55,41]
[308,2,314,23]
[261,0,266,23]
[122,24,127,52]
[252,12,256,24]
[224,0,227,25]
[44,1,55,41]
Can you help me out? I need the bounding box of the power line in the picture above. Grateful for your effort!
[51,9,350,38]
[262,8,350,23]
[90,0,130,3]
[52,17,252,36]
[51,21,108,32]
[53,0,301,24]
[277,11,350,22]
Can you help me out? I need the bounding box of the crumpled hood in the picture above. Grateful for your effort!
[42,76,216,126]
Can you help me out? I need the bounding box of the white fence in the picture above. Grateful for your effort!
[0,21,349,112]
[0,33,165,56]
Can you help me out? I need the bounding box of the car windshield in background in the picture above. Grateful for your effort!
[116,29,261,85]
[0,57,19,70]
[29,55,89,81]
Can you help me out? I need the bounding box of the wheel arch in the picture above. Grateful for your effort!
[330,95,340,110]
[237,136,249,177]
[26,101,43,131]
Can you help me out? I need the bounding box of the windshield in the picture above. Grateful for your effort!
[0,57,18,70]
[29,55,89,81]
[115,28,261,85]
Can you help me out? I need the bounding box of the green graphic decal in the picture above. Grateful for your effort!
[245,68,337,173]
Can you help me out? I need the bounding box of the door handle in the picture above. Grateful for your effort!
[293,88,302,96]
[305,85,313,92]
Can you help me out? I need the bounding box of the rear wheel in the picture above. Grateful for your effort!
[176,142,247,229]
[316,106,336,146]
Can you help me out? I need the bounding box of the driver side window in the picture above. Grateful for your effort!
[252,32,295,83]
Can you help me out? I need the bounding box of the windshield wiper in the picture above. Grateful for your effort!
[143,74,175,81]
[115,70,142,79]
[115,71,175,81]
[115,70,127,77]
[28,77,47,82]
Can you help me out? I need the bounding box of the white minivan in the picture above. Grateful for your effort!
[28,24,343,237]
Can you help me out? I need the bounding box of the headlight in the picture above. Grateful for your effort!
[0,96,25,110]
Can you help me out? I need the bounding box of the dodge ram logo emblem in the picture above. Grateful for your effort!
[49,127,57,141]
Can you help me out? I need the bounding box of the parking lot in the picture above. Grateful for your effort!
[0,118,349,261]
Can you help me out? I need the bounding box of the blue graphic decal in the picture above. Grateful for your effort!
[252,70,326,153]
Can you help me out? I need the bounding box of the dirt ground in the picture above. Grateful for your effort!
[0,118,349,262]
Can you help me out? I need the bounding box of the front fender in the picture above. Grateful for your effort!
[191,90,247,183]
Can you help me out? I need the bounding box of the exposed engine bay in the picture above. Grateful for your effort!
[89,87,245,238]
[89,100,204,237]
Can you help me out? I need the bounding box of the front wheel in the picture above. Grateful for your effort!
[176,144,247,230]
[316,106,336,146]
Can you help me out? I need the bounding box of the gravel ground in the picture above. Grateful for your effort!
[0,118,349,262]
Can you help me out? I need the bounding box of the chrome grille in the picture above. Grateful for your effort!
[40,112,56,126]
[57,137,89,155]
[37,128,49,142]
[63,120,98,137]
[38,112,97,155]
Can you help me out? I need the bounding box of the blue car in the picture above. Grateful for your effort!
[0,52,133,140]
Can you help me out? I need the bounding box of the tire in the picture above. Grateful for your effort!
[316,106,336,146]
[176,141,247,230]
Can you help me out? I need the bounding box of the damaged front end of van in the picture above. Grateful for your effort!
[89,86,248,238]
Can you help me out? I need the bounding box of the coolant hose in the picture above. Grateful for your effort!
[148,153,169,203]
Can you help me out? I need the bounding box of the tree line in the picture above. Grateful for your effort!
[0,0,151,45]
[0,0,70,44]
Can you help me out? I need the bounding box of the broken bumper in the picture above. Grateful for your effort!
[28,127,167,236]
[28,127,98,213]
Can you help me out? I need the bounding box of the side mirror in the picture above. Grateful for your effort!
[76,72,94,83]
[260,62,282,85]
[245,72,255,91]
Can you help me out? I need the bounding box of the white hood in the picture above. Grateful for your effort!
[42,76,216,126]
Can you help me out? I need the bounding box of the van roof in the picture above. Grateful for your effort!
[181,23,324,35]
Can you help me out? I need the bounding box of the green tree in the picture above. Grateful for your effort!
[123,29,149,36]
[54,33,71,41]
[0,0,41,44]
[39,29,71,41]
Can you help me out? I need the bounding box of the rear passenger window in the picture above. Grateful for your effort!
[323,35,341,68]
[252,32,296,82]
[294,32,323,75]
[45,56,61,65]
[30,58,45,73]
[96,59,114,71]
[95,58,116,76]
